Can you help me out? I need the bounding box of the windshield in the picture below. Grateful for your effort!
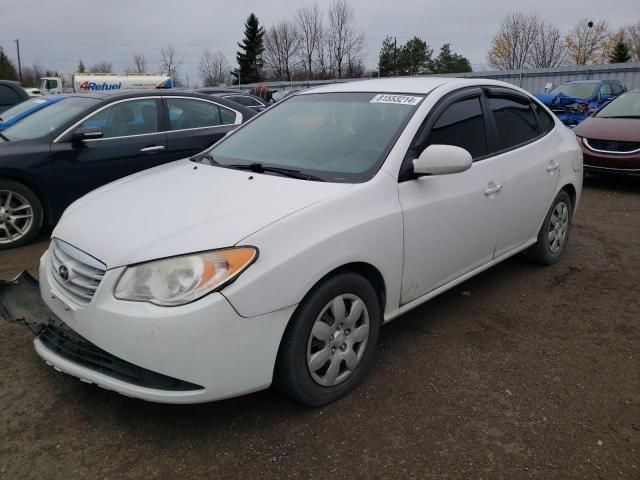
[595,91,640,118]
[206,92,423,182]
[550,83,597,99]
[0,97,51,123]
[1,97,98,141]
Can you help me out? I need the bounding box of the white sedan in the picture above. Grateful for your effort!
[22,77,582,406]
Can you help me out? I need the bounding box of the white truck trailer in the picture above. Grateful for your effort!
[39,73,172,94]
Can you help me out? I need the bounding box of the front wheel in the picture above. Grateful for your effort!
[0,180,44,250]
[274,272,381,407]
[526,190,573,265]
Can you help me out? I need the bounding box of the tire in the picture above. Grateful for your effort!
[0,180,44,250]
[526,190,572,265]
[274,272,381,407]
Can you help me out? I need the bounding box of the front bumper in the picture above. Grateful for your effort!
[580,145,640,175]
[1,250,296,404]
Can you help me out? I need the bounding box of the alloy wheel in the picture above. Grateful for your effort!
[0,190,34,244]
[548,201,569,254]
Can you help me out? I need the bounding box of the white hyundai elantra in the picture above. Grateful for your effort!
[9,77,582,406]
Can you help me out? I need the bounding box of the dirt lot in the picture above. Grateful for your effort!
[0,174,638,479]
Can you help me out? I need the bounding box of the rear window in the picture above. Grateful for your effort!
[533,103,555,133]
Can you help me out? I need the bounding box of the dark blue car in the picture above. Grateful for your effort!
[534,80,626,127]
[0,96,64,131]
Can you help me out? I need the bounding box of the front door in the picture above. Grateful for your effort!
[50,97,167,214]
[399,91,504,304]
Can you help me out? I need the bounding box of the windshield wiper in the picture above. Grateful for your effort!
[601,115,640,119]
[0,131,9,141]
[224,162,326,182]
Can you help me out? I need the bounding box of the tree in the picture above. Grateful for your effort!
[399,37,433,75]
[160,45,182,82]
[530,21,566,68]
[296,3,324,79]
[127,54,147,74]
[431,43,472,73]
[377,36,396,77]
[0,47,19,81]
[232,13,265,84]
[626,20,640,61]
[77,59,86,73]
[89,61,112,73]
[488,12,540,70]
[565,19,610,65]
[263,20,301,80]
[199,51,229,86]
[327,0,362,78]
[609,41,631,63]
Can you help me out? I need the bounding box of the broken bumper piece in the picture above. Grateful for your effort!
[0,271,58,334]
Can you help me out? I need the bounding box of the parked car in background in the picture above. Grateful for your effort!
[209,92,270,112]
[24,88,43,97]
[0,90,255,248]
[534,80,626,127]
[2,78,582,406]
[195,88,243,95]
[0,96,64,131]
[0,81,29,114]
[272,89,300,102]
[574,89,640,175]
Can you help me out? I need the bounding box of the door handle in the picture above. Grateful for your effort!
[483,184,503,196]
[140,145,165,153]
[546,161,559,172]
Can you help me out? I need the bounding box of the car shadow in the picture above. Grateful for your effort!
[583,172,640,194]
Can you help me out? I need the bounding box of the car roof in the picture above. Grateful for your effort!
[302,77,523,95]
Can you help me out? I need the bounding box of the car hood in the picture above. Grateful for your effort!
[54,159,352,268]
[574,117,640,142]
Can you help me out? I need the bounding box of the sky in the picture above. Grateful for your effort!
[1,0,639,86]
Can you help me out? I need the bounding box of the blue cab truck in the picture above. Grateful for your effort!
[534,80,627,127]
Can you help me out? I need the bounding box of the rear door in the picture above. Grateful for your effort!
[50,97,167,208]
[162,96,242,161]
[483,88,560,257]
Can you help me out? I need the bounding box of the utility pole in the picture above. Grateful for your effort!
[394,37,397,77]
[15,39,22,83]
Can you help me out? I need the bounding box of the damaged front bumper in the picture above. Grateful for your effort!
[0,271,60,333]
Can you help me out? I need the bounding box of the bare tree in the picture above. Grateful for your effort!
[127,54,147,74]
[160,45,182,81]
[199,51,229,86]
[530,21,567,68]
[345,31,365,77]
[263,20,301,80]
[89,61,113,73]
[565,19,610,65]
[488,12,540,70]
[327,0,362,78]
[295,3,324,79]
[625,20,640,61]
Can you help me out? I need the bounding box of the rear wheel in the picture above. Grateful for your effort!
[274,272,381,407]
[0,180,44,250]
[526,190,572,265]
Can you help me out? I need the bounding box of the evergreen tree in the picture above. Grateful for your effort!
[0,47,19,81]
[609,41,631,63]
[78,59,86,73]
[377,36,396,77]
[431,44,472,74]
[232,13,265,84]
[399,37,433,75]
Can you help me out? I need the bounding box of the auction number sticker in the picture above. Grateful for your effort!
[370,94,422,105]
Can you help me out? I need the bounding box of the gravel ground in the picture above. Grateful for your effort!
[0,174,638,479]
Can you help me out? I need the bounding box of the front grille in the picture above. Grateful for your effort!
[585,138,640,154]
[39,323,204,391]
[49,239,106,306]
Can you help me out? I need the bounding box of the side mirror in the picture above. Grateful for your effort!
[71,127,103,144]
[413,144,473,176]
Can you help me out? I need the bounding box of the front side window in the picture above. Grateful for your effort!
[423,96,487,159]
[599,83,613,97]
[167,98,235,130]
[611,83,624,95]
[0,85,21,106]
[206,92,422,182]
[2,97,99,141]
[230,95,262,107]
[488,96,539,151]
[79,99,158,139]
[595,91,640,118]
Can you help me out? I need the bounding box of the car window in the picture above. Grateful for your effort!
[423,96,487,159]
[166,98,235,130]
[550,83,597,98]
[79,99,158,139]
[487,96,539,151]
[611,83,624,95]
[532,103,555,133]
[599,83,613,97]
[595,91,640,118]
[0,85,22,106]
[229,95,261,107]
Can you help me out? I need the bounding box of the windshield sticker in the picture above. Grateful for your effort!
[370,94,422,106]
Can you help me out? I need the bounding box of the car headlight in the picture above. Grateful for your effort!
[114,247,257,306]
